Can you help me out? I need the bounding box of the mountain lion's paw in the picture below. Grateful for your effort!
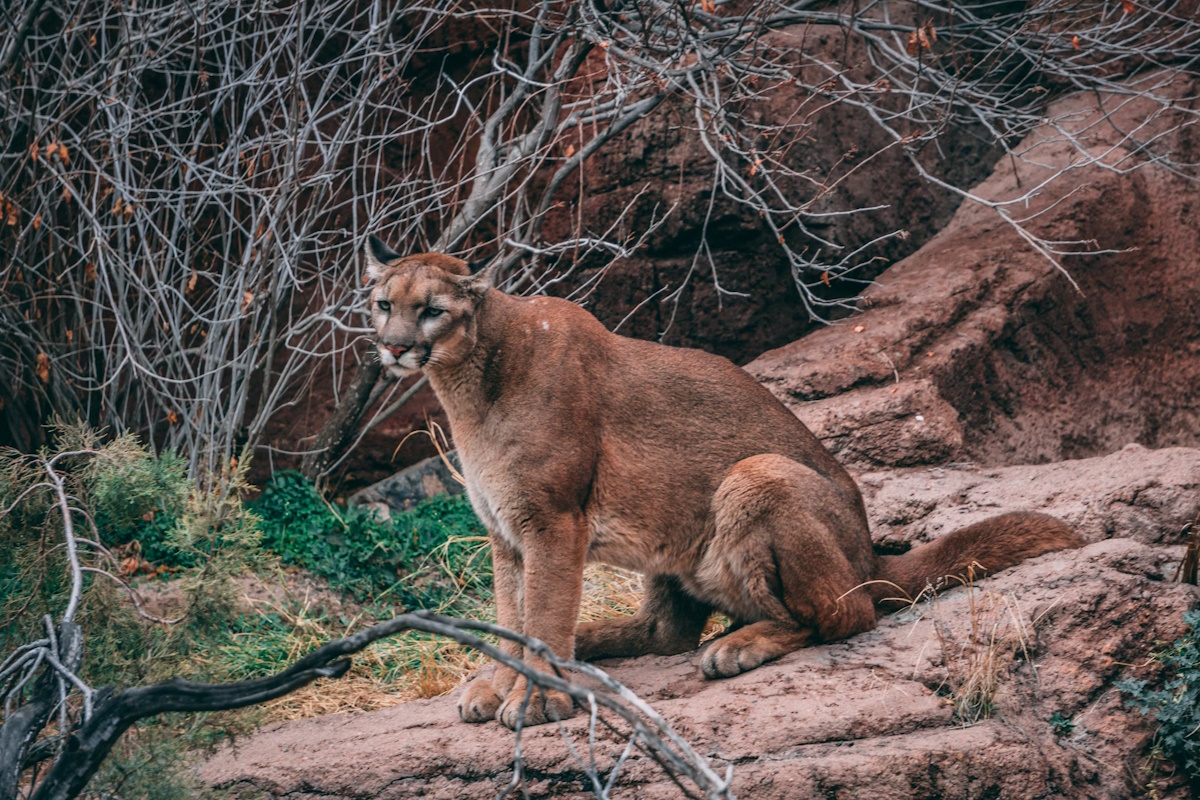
[458,678,502,723]
[497,681,574,729]
[701,635,770,679]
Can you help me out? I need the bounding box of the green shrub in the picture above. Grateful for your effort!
[251,471,490,612]
[1117,608,1200,779]
[85,443,190,564]
[1,423,264,799]
[1049,711,1075,737]
[2,428,492,799]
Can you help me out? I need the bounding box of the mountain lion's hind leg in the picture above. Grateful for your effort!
[698,454,876,679]
[575,574,711,661]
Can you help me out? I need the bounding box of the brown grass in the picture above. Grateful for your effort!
[259,640,488,721]
[239,563,663,723]
[1174,511,1198,585]
[925,572,1035,724]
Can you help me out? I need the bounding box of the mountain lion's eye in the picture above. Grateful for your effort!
[424,307,444,318]
[376,300,391,313]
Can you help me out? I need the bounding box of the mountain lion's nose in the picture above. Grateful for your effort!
[384,344,410,358]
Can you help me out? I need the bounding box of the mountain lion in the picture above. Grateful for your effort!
[363,236,1082,729]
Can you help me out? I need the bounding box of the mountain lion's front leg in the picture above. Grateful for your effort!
[496,510,588,729]
[458,533,523,723]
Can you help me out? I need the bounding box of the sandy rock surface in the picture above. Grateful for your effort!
[201,447,1200,799]
[863,444,1200,552]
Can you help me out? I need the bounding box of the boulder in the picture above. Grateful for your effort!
[349,451,464,513]
[746,75,1200,470]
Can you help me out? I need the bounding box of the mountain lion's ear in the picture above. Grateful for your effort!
[364,234,401,282]
[462,258,500,297]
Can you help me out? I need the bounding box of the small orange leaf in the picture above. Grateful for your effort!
[820,271,831,287]
[242,290,254,311]
[112,197,123,216]
[29,141,39,162]
[65,329,74,342]
[852,324,866,333]
[167,410,179,425]
[31,214,41,231]
[1121,0,1134,12]
[1071,35,1081,50]
[906,30,920,56]
[564,143,576,158]
[85,262,97,282]
[45,142,59,160]
[61,186,72,203]
[187,272,198,293]
[57,144,69,165]
[36,352,50,383]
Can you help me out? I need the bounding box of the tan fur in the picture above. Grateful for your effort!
[363,246,1085,728]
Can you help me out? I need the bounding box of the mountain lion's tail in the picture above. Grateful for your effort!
[869,512,1084,611]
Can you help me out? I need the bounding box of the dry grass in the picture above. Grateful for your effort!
[235,563,664,723]
[258,639,488,721]
[1174,511,1198,585]
[925,575,1036,724]
[580,565,643,621]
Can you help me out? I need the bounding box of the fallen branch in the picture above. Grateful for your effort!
[14,611,734,800]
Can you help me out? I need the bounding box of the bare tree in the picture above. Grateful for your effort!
[0,450,734,800]
[2,0,1197,486]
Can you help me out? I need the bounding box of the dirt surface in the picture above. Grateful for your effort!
[134,569,363,626]
[200,444,1199,799]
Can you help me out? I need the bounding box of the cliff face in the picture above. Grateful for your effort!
[746,76,1200,469]
[265,21,1006,492]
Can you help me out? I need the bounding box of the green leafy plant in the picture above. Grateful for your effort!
[251,471,490,612]
[1049,711,1076,737]
[1117,609,1200,779]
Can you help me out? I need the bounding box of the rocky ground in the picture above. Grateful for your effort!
[201,445,1198,799]
[200,77,1200,800]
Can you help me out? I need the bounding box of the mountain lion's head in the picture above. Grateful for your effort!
[363,235,493,378]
